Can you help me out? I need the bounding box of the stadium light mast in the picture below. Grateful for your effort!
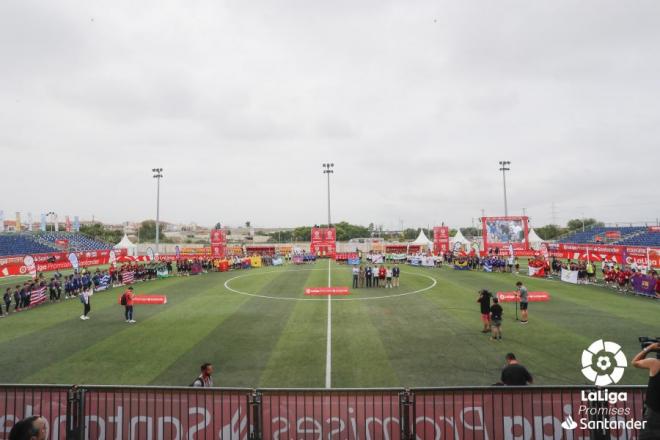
[152,168,163,255]
[322,163,334,227]
[498,161,511,217]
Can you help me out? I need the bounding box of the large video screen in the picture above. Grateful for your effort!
[486,219,525,243]
[482,216,530,251]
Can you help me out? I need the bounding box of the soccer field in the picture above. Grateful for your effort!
[0,260,656,388]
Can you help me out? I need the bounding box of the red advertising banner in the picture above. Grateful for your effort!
[482,216,529,252]
[433,226,450,255]
[304,286,350,296]
[649,226,660,232]
[54,239,68,249]
[0,249,127,278]
[210,229,226,258]
[605,230,621,239]
[310,227,336,257]
[0,386,647,439]
[116,294,167,305]
[497,291,551,302]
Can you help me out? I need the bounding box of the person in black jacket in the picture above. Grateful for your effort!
[632,342,660,439]
[500,353,533,386]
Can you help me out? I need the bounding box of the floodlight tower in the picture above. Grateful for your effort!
[322,163,334,227]
[498,161,511,217]
[152,168,163,255]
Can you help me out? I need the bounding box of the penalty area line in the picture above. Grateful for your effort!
[325,258,332,388]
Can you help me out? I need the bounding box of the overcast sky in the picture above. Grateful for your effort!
[1,0,658,230]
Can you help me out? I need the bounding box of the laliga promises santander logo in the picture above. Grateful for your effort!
[581,339,627,386]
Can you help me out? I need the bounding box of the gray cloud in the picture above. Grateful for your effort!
[0,0,658,230]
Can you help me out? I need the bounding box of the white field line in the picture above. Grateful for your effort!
[325,258,332,388]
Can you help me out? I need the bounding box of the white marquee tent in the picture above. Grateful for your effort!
[411,230,433,248]
[528,228,544,250]
[451,229,471,246]
[114,234,138,256]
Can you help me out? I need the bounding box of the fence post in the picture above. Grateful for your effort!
[66,385,85,440]
[399,390,414,440]
[248,390,263,440]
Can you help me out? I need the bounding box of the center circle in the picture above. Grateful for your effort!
[223,267,437,301]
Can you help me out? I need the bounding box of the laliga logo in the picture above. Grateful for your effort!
[581,339,627,386]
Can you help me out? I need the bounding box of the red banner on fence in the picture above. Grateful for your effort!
[0,386,648,439]
[0,249,127,278]
[304,287,350,296]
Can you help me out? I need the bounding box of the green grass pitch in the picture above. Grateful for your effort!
[0,260,656,388]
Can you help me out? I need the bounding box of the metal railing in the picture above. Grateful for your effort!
[0,384,649,439]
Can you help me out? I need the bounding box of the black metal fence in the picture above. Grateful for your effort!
[0,384,648,439]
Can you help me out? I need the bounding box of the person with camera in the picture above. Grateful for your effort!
[632,341,660,439]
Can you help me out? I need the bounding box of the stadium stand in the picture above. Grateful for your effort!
[558,226,646,244]
[37,232,112,251]
[0,234,60,257]
[616,230,660,247]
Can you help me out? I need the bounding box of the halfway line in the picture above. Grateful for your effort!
[325,258,332,388]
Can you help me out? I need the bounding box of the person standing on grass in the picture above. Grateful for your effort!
[477,289,492,333]
[13,286,21,312]
[372,265,379,288]
[500,353,533,385]
[516,281,529,324]
[2,288,11,317]
[490,297,503,341]
[352,265,359,289]
[385,266,393,288]
[80,286,92,320]
[358,264,365,288]
[192,363,214,387]
[392,263,400,288]
[121,286,135,323]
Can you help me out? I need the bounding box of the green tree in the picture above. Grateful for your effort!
[138,220,166,241]
[460,227,481,238]
[566,218,603,231]
[535,224,566,240]
[78,223,123,245]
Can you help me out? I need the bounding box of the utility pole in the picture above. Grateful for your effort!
[551,202,558,226]
[152,168,163,255]
[322,163,334,227]
[498,161,511,217]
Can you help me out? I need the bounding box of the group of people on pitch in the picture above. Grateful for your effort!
[477,281,530,341]
[351,264,400,289]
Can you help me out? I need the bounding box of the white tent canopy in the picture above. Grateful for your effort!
[528,228,544,250]
[114,234,138,256]
[451,229,471,245]
[411,230,433,247]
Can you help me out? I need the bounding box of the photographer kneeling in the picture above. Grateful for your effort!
[632,340,660,440]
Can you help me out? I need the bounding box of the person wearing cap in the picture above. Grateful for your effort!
[122,286,135,323]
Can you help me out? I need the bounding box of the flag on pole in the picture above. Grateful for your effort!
[30,286,48,306]
[40,213,47,232]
